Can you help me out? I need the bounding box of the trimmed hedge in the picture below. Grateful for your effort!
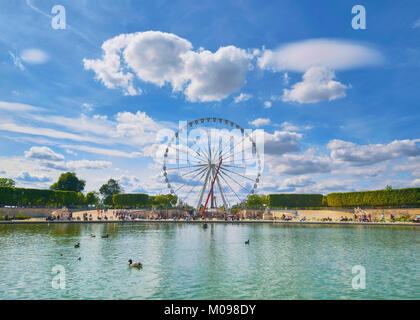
[0,187,85,207]
[113,193,150,208]
[326,188,419,207]
[268,194,324,208]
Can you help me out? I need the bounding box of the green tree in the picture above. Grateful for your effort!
[246,194,268,208]
[85,191,100,206]
[151,194,178,207]
[386,185,393,191]
[0,178,15,188]
[50,172,85,192]
[99,179,122,205]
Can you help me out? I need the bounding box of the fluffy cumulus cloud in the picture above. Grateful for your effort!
[257,39,383,72]
[249,118,271,127]
[263,101,272,108]
[24,146,64,161]
[277,176,316,192]
[282,66,348,103]
[328,139,420,166]
[264,131,302,155]
[17,172,51,182]
[267,149,332,175]
[258,39,383,104]
[84,31,253,101]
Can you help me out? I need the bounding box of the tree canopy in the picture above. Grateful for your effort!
[50,172,86,192]
[99,179,122,205]
[246,194,268,208]
[85,191,100,205]
[0,178,15,188]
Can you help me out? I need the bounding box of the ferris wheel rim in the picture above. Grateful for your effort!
[162,117,262,211]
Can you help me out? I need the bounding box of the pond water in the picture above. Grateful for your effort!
[0,223,418,299]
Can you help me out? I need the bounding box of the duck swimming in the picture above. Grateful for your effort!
[101,234,109,238]
[245,239,249,245]
[90,234,96,237]
[128,259,142,268]
[74,243,80,248]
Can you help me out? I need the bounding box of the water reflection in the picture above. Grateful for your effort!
[0,223,417,299]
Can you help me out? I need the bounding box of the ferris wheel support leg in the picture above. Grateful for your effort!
[215,174,229,214]
[196,169,211,214]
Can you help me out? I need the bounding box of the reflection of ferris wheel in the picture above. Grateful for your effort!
[162,117,262,214]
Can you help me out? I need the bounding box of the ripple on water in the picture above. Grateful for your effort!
[0,223,418,299]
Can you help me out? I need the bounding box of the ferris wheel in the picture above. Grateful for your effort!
[162,117,262,214]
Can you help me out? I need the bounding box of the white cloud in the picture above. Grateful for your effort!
[263,101,272,108]
[62,145,142,158]
[282,66,348,103]
[84,31,253,102]
[249,118,271,127]
[278,176,316,192]
[20,49,48,64]
[17,172,51,182]
[66,160,112,170]
[393,162,420,178]
[280,121,312,131]
[42,159,112,171]
[234,93,252,103]
[308,179,354,194]
[24,146,64,161]
[264,130,302,155]
[267,149,332,175]
[0,101,43,112]
[282,72,289,85]
[258,39,383,72]
[65,149,78,156]
[9,51,25,71]
[0,120,109,144]
[328,139,420,166]
[413,19,420,29]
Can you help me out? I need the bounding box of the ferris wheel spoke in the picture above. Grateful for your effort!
[217,170,242,202]
[181,166,209,201]
[196,168,212,211]
[163,118,260,211]
[174,165,209,193]
[219,133,249,160]
[212,167,230,212]
[222,144,256,163]
[219,169,251,194]
[221,158,257,164]
[221,164,248,170]
[165,164,206,170]
[168,144,208,163]
[219,166,255,182]
[178,165,209,178]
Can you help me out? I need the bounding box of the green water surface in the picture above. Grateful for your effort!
[0,223,418,299]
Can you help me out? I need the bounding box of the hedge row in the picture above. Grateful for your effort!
[326,188,419,207]
[268,194,324,207]
[113,193,149,208]
[0,187,85,207]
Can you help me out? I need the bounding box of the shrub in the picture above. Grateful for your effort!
[268,194,324,208]
[113,193,150,208]
[326,188,419,207]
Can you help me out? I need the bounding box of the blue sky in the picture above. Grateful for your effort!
[0,0,419,198]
